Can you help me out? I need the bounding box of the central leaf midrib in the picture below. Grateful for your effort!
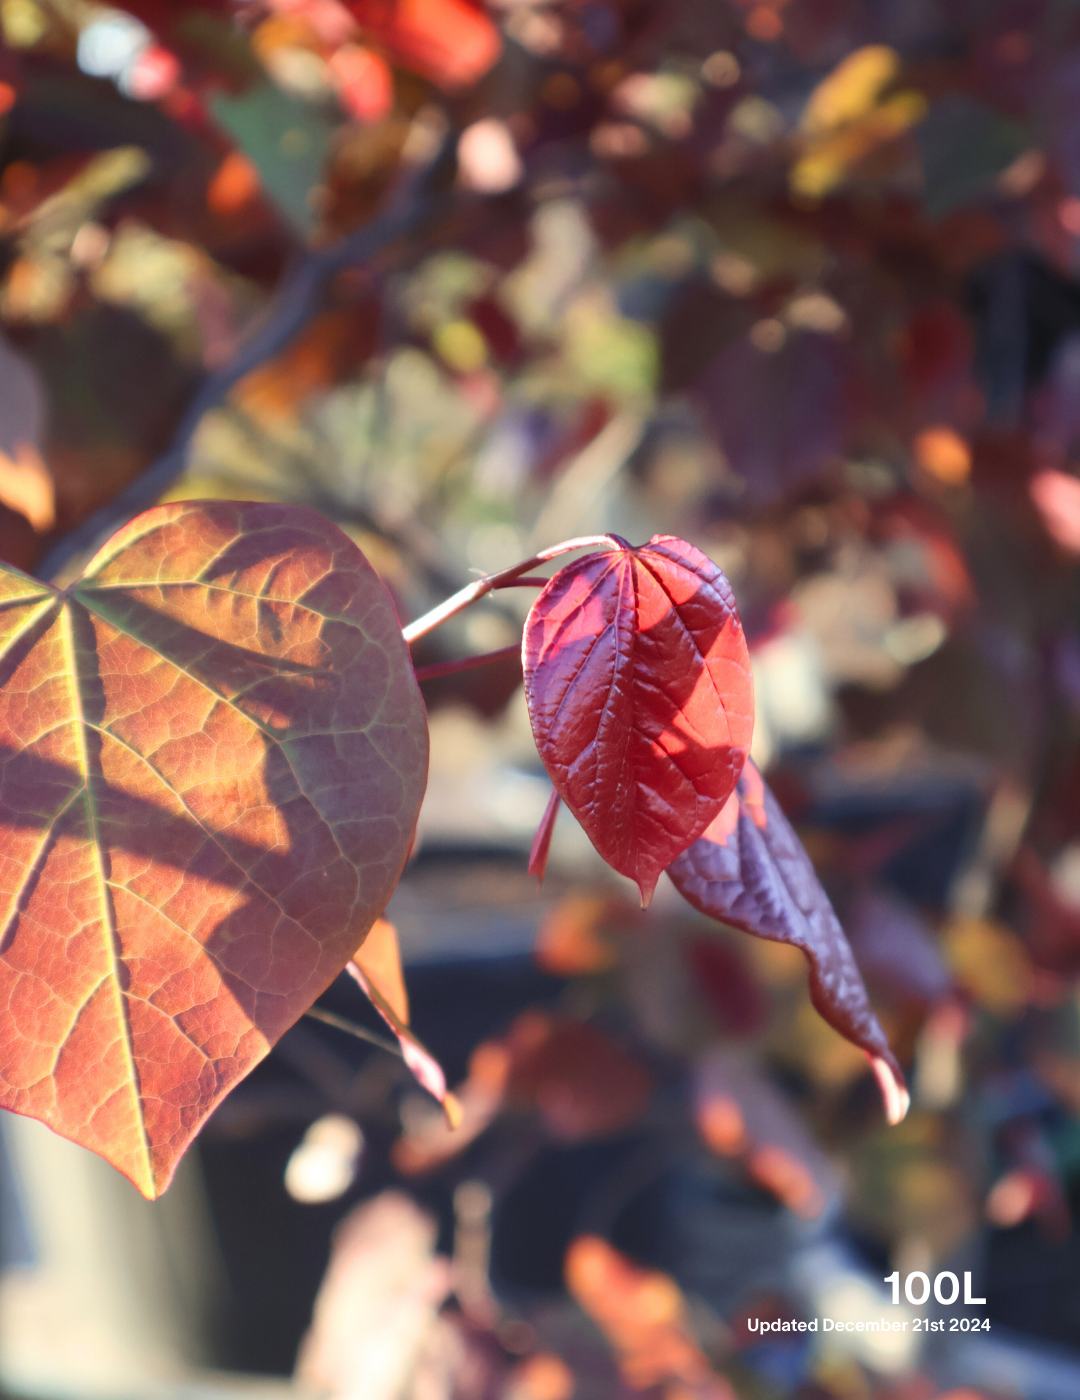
[60,599,154,1190]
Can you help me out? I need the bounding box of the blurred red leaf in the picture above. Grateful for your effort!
[328,44,394,123]
[505,1011,651,1140]
[747,1144,826,1218]
[533,892,625,977]
[348,0,501,89]
[901,300,974,398]
[207,151,262,217]
[687,937,769,1036]
[693,1046,840,1218]
[0,502,428,1197]
[393,1037,510,1175]
[668,760,910,1124]
[523,536,754,906]
[565,1235,736,1396]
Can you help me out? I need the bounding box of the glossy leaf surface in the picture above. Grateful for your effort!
[668,760,909,1123]
[523,536,754,905]
[0,502,428,1197]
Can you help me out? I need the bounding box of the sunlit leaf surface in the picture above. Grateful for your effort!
[0,501,428,1196]
[523,536,754,905]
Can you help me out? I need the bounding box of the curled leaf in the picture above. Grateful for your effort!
[668,760,909,1124]
[347,919,460,1127]
[523,536,754,906]
[0,502,428,1196]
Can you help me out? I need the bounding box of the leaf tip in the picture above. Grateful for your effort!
[637,875,659,910]
[870,1054,910,1125]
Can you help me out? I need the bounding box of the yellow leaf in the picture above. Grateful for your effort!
[0,440,53,531]
[942,916,1031,1016]
[353,915,409,1024]
[791,90,928,199]
[801,45,901,135]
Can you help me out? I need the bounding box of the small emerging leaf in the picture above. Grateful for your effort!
[667,760,909,1124]
[523,536,754,905]
[0,502,428,1196]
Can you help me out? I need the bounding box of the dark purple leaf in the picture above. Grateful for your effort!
[668,760,909,1123]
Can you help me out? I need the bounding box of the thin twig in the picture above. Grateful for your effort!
[38,153,456,583]
[402,534,625,644]
[305,1004,402,1058]
[413,643,521,682]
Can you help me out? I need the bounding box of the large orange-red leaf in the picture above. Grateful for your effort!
[667,760,909,1124]
[522,536,754,905]
[0,502,428,1198]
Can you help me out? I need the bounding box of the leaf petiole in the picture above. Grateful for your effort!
[401,535,625,644]
[304,1004,403,1058]
[413,643,522,682]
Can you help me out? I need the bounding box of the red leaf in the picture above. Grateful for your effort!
[348,0,501,90]
[693,1046,841,1218]
[504,1011,652,1140]
[328,45,394,125]
[667,760,910,1124]
[523,536,754,906]
[0,502,428,1197]
[687,938,769,1036]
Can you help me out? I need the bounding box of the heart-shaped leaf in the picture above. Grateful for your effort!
[0,502,428,1197]
[523,536,754,905]
[667,761,909,1124]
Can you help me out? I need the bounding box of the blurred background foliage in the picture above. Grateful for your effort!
[3,2,1080,1399]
